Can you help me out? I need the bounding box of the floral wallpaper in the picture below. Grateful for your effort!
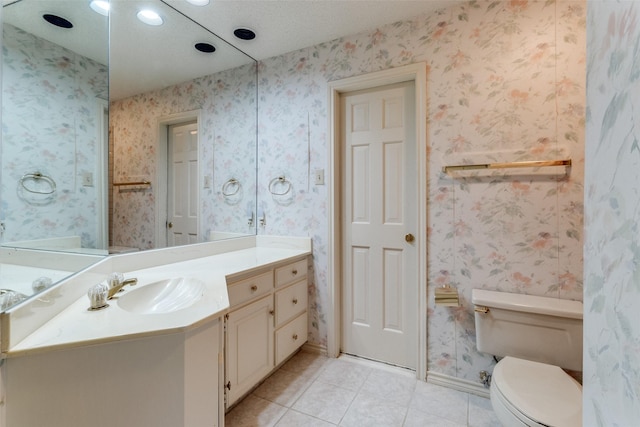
[256,0,585,383]
[109,63,256,249]
[107,0,586,385]
[1,24,108,248]
[584,2,640,425]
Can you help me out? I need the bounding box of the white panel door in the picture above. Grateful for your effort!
[167,122,198,246]
[341,81,417,369]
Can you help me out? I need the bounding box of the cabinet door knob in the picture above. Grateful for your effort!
[292,269,298,275]
[269,310,274,316]
[250,285,257,292]
[405,233,415,242]
[292,334,298,341]
[167,222,173,229]
[292,298,298,305]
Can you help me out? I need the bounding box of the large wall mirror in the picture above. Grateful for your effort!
[0,0,258,306]
[2,0,109,253]
[109,0,257,252]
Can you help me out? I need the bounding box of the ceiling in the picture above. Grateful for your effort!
[167,0,453,61]
[3,0,454,99]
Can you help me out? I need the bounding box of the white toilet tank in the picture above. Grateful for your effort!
[472,289,583,372]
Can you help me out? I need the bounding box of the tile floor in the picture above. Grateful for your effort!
[225,351,501,426]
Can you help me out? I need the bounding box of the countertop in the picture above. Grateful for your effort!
[7,245,309,357]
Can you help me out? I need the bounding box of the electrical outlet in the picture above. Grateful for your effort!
[82,172,93,187]
[314,169,325,185]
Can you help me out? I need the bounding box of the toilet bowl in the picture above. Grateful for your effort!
[490,356,582,427]
[472,289,583,427]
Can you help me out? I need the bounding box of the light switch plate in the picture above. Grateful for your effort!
[314,169,325,185]
[81,172,93,187]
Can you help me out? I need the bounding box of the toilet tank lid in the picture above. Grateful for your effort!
[472,289,582,319]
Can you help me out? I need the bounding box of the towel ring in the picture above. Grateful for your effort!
[222,178,241,196]
[19,172,56,195]
[268,176,292,196]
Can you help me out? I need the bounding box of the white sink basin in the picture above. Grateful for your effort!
[117,278,206,314]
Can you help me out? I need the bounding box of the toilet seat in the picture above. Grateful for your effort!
[491,356,582,427]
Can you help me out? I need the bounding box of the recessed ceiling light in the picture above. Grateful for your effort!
[186,0,210,5]
[137,9,163,26]
[43,13,73,29]
[89,0,109,16]
[195,42,216,53]
[233,27,256,41]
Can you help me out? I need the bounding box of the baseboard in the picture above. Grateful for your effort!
[427,371,490,398]
[302,342,328,356]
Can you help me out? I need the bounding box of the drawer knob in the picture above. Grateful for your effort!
[250,285,258,292]
[292,269,298,275]
[292,334,298,341]
[292,298,298,305]
[269,310,274,316]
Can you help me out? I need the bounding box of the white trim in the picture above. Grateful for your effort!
[301,342,328,356]
[155,110,202,248]
[327,63,428,380]
[427,371,491,398]
[95,98,109,250]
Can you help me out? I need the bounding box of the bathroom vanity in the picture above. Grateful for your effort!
[0,236,311,427]
[225,257,308,407]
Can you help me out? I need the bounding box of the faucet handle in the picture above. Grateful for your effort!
[32,276,53,293]
[88,283,109,311]
[108,272,124,289]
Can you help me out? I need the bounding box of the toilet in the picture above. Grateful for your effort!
[472,289,583,427]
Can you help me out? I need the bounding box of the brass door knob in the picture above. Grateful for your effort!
[167,222,173,229]
[405,233,415,243]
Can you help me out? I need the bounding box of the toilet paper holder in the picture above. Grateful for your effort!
[434,284,459,306]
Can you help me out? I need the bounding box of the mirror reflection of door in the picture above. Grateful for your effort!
[167,122,199,247]
[96,100,109,250]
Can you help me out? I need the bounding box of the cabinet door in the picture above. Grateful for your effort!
[225,295,274,407]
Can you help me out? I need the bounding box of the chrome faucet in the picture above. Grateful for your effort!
[107,275,138,299]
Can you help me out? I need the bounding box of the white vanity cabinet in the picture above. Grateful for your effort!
[224,256,309,408]
[4,317,224,427]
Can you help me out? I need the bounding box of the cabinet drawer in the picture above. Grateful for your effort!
[227,271,273,308]
[275,258,307,288]
[275,279,307,328]
[275,312,307,365]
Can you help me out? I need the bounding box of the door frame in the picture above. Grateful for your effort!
[155,110,202,248]
[96,98,109,250]
[327,63,428,380]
